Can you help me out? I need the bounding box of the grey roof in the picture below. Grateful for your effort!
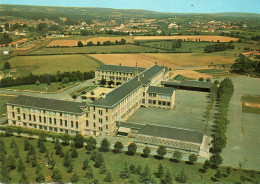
[163,80,213,89]
[147,86,175,95]
[91,64,167,107]
[120,122,145,130]
[138,124,204,144]
[96,64,146,73]
[7,95,85,114]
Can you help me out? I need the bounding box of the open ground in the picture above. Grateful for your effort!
[3,55,100,77]
[127,90,213,136]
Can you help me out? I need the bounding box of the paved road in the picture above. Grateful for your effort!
[0,79,95,101]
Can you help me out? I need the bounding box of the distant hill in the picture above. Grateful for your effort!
[0,4,259,23]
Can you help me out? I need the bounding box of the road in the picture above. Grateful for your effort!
[0,79,95,101]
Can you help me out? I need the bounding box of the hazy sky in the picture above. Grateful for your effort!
[2,0,260,13]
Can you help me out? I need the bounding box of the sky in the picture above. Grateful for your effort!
[2,0,260,14]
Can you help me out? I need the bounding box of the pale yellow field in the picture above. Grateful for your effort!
[90,53,235,69]
[134,35,239,42]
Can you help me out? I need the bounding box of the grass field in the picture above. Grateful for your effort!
[3,55,100,77]
[241,95,260,114]
[1,136,259,183]
[30,45,165,55]
[134,35,239,42]
[194,69,234,78]
[0,95,16,115]
[4,82,75,93]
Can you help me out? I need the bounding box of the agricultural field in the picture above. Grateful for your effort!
[241,95,260,114]
[1,136,259,183]
[134,35,239,42]
[30,45,165,55]
[90,53,236,69]
[3,55,100,77]
[194,69,235,78]
[47,36,134,47]
[0,95,16,116]
[169,68,213,80]
[4,82,75,93]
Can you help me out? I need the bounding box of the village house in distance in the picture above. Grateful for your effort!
[6,63,211,156]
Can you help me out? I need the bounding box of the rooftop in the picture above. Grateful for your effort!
[96,64,146,73]
[147,86,175,95]
[7,95,85,114]
[138,124,204,144]
[163,80,214,89]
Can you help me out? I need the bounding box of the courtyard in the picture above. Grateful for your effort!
[127,90,213,136]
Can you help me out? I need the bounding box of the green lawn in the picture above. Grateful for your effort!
[172,74,193,81]
[1,136,259,183]
[3,55,100,77]
[3,82,76,93]
[0,95,16,115]
[29,45,166,55]
[70,85,98,97]
[241,95,260,114]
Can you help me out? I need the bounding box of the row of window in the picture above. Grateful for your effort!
[148,100,171,106]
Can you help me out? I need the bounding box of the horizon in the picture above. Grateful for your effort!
[1,0,260,14]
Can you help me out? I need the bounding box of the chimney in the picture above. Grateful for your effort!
[135,62,139,76]
[155,62,158,65]
[101,93,106,99]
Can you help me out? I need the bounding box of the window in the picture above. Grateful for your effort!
[71,121,74,128]
[153,100,156,105]
[93,106,95,111]
[158,101,162,105]
[94,123,96,128]
[54,118,56,125]
[39,116,42,123]
[22,107,25,112]
[33,108,35,113]
[17,116,21,121]
[98,110,102,115]
[33,115,36,122]
[106,125,108,130]
[12,112,15,118]
[65,120,67,127]
[99,118,103,123]
[13,121,16,125]
[64,113,67,118]
[43,110,46,114]
[17,108,20,113]
[49,117,52,124]
[142,99,145,104]
[60,119,63,126]
[86,113,88,117]
[39,125,43,129]
[38,110,41,113]
[23,122,27,126]
[23,113,26,120]
[148,100,152,104]
[43,117,46,123]
[93,115,96,120]
[163,101,166,106]
[49,127,53,131]
[29,114,32,121]
[106,108,108,113]
[86,120,89,127]
[167,102,171,106]
[76,122,78,129]
[60,112,62,117]
[143,92,145,97]
[12,105,14,109]
[75,115,78,119]
[105,116,108,121]
[49,111,52,116]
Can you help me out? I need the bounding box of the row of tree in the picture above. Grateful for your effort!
[0,70,94,88]
[231,55,260,75]
[204,43,235,53]
[0,32,12,44]
[77,38,127,47]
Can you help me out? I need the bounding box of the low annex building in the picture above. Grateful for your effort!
[135,124,211,157]
[7,63,174,136]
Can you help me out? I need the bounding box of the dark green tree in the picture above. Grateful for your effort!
[100,138,110,152]
[52,168,63,183]
[104,171,113,182]
[67,161,74,173]
[129,164,136,174]
[94,152,104,168]
[128,142,137,155]
[71,172,79,182]
[161,168,173,184]
[172,150,182,162]
[175,169,188,183]
[210,153,223,168]
[156,163,164,178]
[78,41,84,47]
[35,171,45,183]
[188,154,198,164]
[157,145,166,158]
[120,162,130,179]
[114,141,124,153]
[143,146,151,157]
[63,151,72,167]
[85,166,94,179]
[100,79,107,85]
[71,147,78,158]
[61,133,70,146]
[86,137,96,152]
[73,133,84,148]
[7,155,16,170]
[1,160,11,183]
[202,159,211,172]
[82,157,90,170]
[140,165,154,184]
[24,138,31,151]
[19,172,29,184]
[17,158,25,173]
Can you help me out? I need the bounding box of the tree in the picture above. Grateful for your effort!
[73,134,84,148]
[135,164,142,175]
[1,160,11,183]
[140,165,154,184]
[71,172,79,182]
[61,133,70,145]
[232,55,255,74]
[63,151,72,167]
[108,80,114,87]
[97,41,101,46]
[202,159,211,172]
[35,171,45,183]
[24,138,30,151]
[35,165,42,175]
[7,155,16,170]
[100,79,107,85]
[67,162,74,173]
[99,163,107,174]
[100,138,110,152]
[52,168,63,182]
[176,169,188,183]
[55,141,62,155]
[156,163,164,178]
[114,141,124,153]
[161,168,173,184]
[157,145,166,158]
[94,152,104,168]
[120,162,130,179]
[19,172,29,184]
[4,61,11,69]
[210,153,223,168]
[17,158,25,173]
[128,142,137,155]
[172,150,182,162]
[104,171,113,182]
[226,166,232,175]
[86,137,96,152]
[78,41,84,47]
[49,155,56,170]
[62,77,70,84]
[82,157,90,170]
[87,41,94,46]
[85,166,94,179]
[129,164,136,174]
[71,147,78,158]
[143,146,151,157]
[188,154,198,164]
[199,77,204,81]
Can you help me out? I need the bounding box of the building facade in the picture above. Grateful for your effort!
[7,63,174,137]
